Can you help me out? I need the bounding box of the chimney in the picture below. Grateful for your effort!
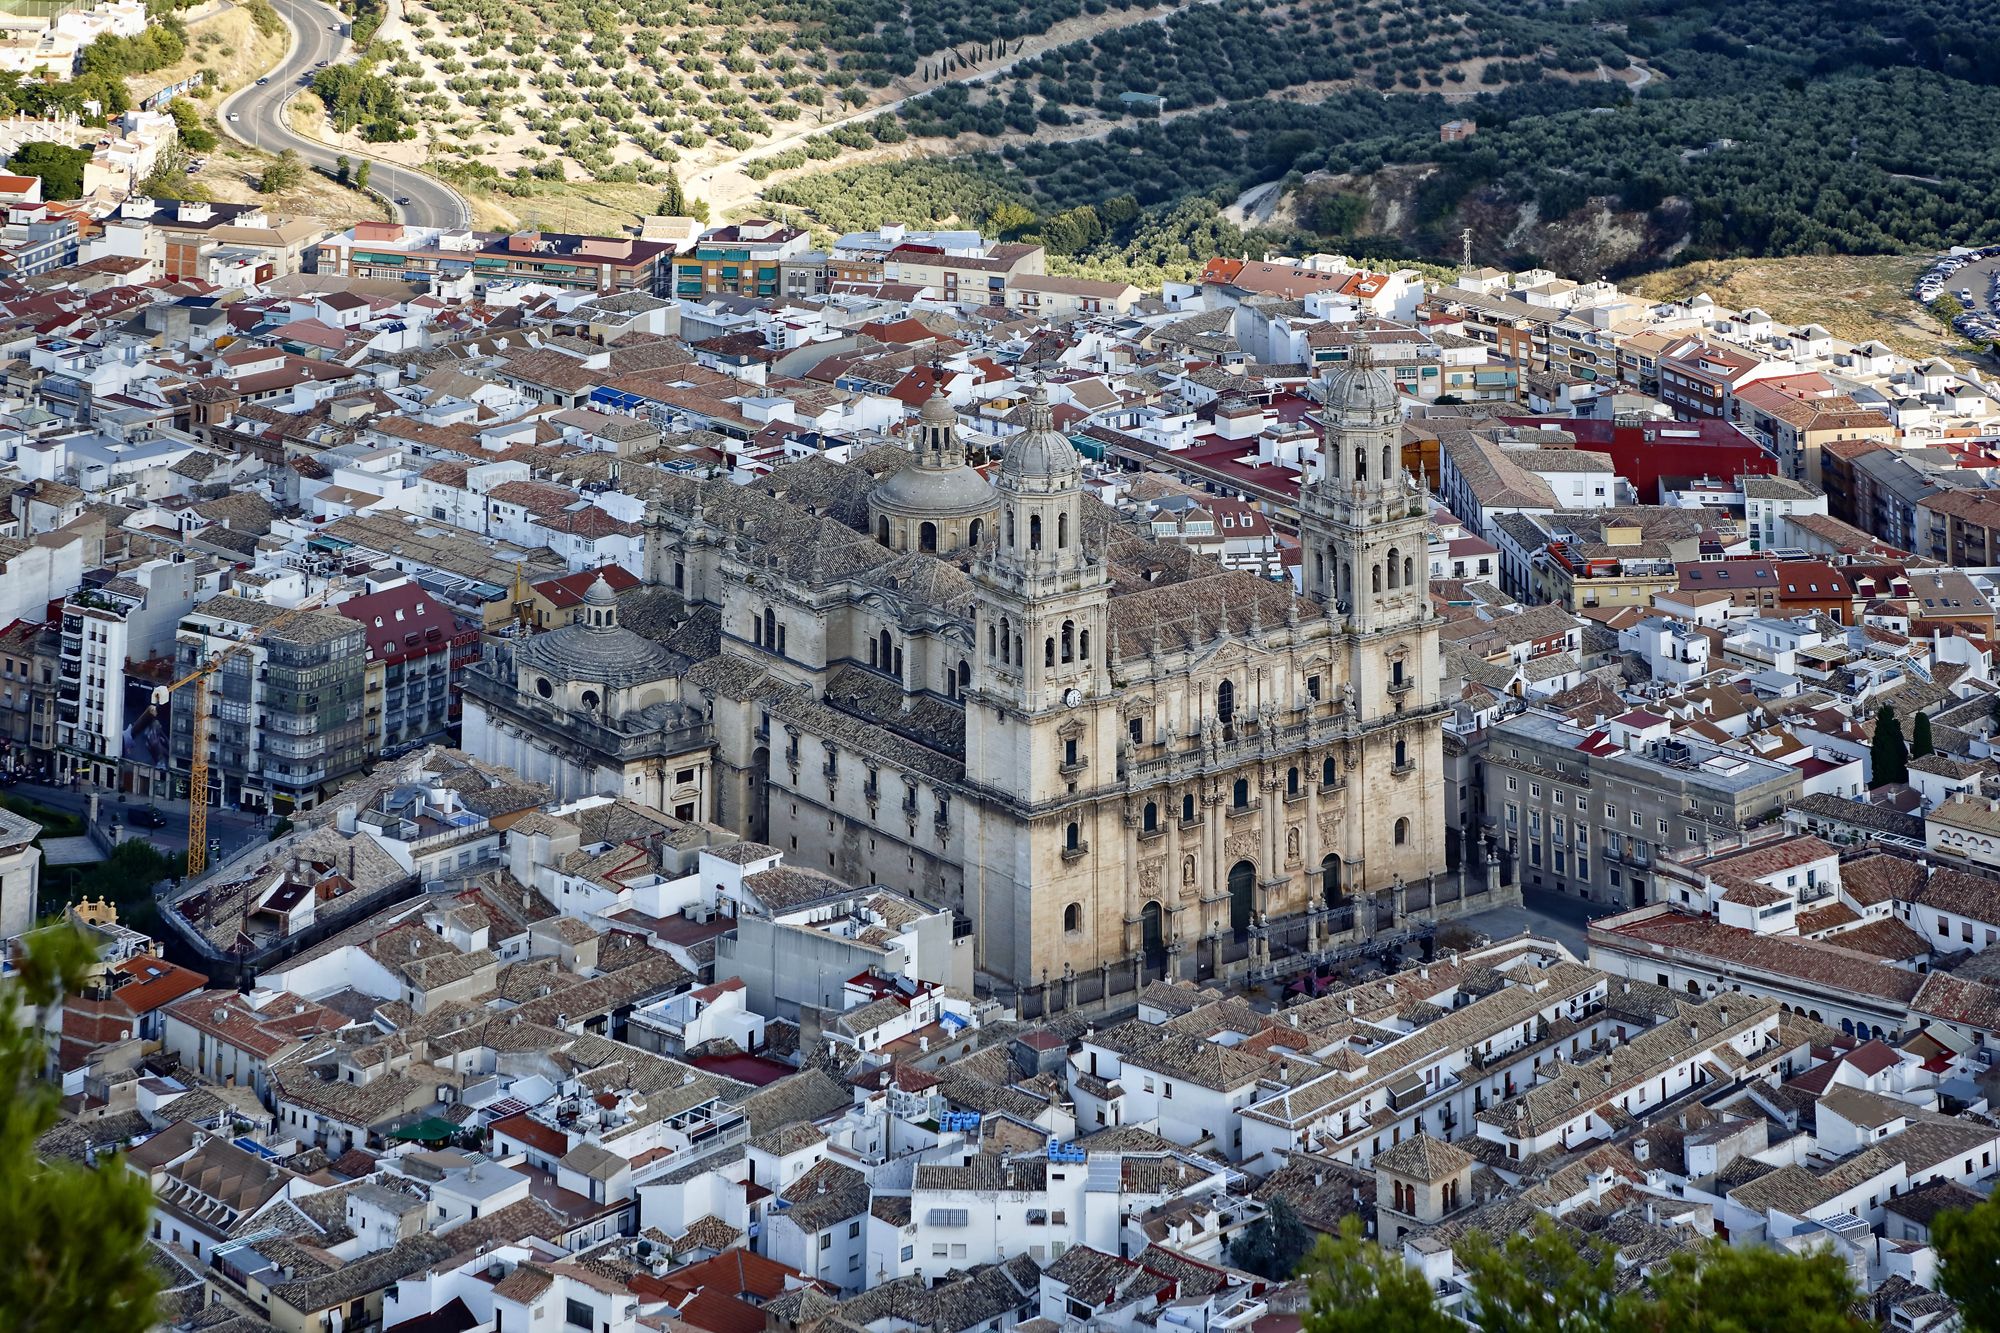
[1570,1081,1581,1102]
[1688,1022,1700,1043]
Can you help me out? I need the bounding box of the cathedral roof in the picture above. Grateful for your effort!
[1108,570,1321,659]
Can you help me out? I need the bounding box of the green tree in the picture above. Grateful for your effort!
[1298,1218,1458,1333]
[1460,1218,1620,1333]
[1314,191,1369,236]
[658,168,685,215]
[1936,1188,2000,1333]
[334,153,351,183]
[353,159,370,192]
[0,923,160,1331]
[165,98,215,152]
[1930,293,1965,323]
[1870,704,1909,787]
[259,148,305,194]
[1910,710,1935,759]
[1229,1197,1313,1279]
[5,142,89,199]
[1625,1241,1868,1333]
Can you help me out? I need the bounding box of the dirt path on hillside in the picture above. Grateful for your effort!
[689,0,1228,214]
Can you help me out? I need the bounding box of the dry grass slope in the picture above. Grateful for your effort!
[1629,254,1962,362]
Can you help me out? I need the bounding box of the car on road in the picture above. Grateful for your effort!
[227,112,240,121]
[127,806,169,829]
[314,60,328,68]
[256,76,268,85]
[395,196,411,205]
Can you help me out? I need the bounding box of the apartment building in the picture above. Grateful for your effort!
[1482,708,1800,909]
[334,579,480,754]
[55,557,202,791]
[669,220,811,300]
[882,239,1044,306]
[0,618,54,771]
[169,596,367,814]
[316,222,677,294]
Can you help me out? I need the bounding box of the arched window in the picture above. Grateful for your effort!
[1061,620,1075,663]
[1141,900,1165,961]
[1015,634,1024,664]
[581,689,600,713]
[1354,447,1367,480]
[1372,565,1382,594]
[1321,854,1343,907]
[957,659,970,689]
[1386,547,1400,589]
[876,516,890,545]
[1006,510,1016,546]
[1216,679,1235,724]
[969,517,984,547]
[1079,629,1090,661]
[1232,778,1250,809]
[919,521,938,552]
[1000,617,1012,664]
[1286,766,1300,796]
[879,629,892,670]
[1058,512,1069,548]
[1394,817,1410,845]
[1142,801,1158,832]
[1064,902,1082,933]
[1394,738,1408,768]
[1228,860,1255,939]
[764,607,777,648]
[1065,822,1081,851]
[1181,793,1196,823]
[1044,637,1056,668]
[987,623,997,657]
[1322,756,1337,786]
[1404,555,1414,587]
[1382,444,1392,478]
[1392,660,1405,688]
[1030,514,1043,550]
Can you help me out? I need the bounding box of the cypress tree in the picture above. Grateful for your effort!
[1871,704,1909,787]
[1910,710,1935,760]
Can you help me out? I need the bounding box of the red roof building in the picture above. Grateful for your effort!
[335,580,481,747]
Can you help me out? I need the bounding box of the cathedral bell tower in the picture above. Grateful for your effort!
[965,387,1114,800]
[1299,346,1432,636]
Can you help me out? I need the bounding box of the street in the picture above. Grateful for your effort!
[216,0,470,229]
[3,778,270,867]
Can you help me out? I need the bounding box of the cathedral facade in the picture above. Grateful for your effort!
[464,357,1499,1008]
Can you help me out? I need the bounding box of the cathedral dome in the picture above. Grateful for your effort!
[870,457,998,519]
[515,582,678,688]
[1000,388,1080,481]
[1324,348,1400,423]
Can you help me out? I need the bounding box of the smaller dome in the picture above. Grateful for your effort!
[581,574,618,608]
[1001,387,1080,481]
[1324,348,1400,422]
[919,391,957,426]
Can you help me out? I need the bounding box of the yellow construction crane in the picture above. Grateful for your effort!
[152,600,324,879]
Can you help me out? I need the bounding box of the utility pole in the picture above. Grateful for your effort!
[1460,226,1473,269]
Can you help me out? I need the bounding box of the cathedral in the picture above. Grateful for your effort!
[464,355,1499,1010]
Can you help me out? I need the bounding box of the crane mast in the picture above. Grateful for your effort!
[155,599,325,881]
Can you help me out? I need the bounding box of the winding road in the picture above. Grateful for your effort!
[216,0,469,229]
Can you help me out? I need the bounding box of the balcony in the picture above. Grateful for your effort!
[1058,755,1089,777]
[1061,839,1089,862]
[1387,676,1414,697]
[1392,760,1415,777]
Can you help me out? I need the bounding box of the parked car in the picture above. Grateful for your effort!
[127,806,169,829]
